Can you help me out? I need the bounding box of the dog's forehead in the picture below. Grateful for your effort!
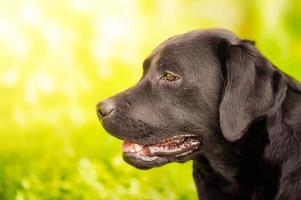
[154,28,239,53]
[144,29,240,69]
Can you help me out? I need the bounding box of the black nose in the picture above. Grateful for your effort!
[96,99,115,119]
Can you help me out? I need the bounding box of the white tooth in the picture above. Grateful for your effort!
[133,144,143,152]
[130,148,136,153]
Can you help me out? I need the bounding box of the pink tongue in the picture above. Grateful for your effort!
[122,141,134,152]
[122,141,144,153]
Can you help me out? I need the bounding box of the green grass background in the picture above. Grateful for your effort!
[0,0,300,199]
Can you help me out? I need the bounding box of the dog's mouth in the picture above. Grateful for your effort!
[122,135,201,169]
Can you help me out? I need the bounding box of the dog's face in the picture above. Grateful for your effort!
[96,29,286,169]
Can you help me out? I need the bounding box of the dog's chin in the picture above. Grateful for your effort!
[121,134,201,169]
[122,153,169,169]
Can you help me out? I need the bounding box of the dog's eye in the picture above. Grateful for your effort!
[162,72,180,81]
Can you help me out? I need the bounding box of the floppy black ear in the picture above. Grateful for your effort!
[217,39,287,142]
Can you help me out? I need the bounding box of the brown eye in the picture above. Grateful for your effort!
[163,72,179,81]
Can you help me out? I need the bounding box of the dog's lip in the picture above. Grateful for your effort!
[122,134,200,157]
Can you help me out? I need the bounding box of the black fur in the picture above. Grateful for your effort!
[97,29,301,200]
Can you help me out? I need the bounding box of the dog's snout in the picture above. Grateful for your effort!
[96,99,115,119]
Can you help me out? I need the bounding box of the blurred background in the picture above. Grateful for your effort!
[0,0,300,199]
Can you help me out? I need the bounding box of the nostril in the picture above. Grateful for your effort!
[96,100,115,118]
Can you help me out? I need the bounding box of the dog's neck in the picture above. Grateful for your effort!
[193,118,275,199]
[194,118,269,179]
[193,82,301,199]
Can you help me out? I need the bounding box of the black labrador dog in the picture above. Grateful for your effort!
[96,29,301,200]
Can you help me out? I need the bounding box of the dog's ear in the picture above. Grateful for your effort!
[217,39,287,142]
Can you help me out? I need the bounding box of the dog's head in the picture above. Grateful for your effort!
[96,29,287,169]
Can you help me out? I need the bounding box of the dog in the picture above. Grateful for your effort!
[96,29,301,200]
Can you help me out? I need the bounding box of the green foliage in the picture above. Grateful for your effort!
[0,127,197,199]
[0,0,300,199]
